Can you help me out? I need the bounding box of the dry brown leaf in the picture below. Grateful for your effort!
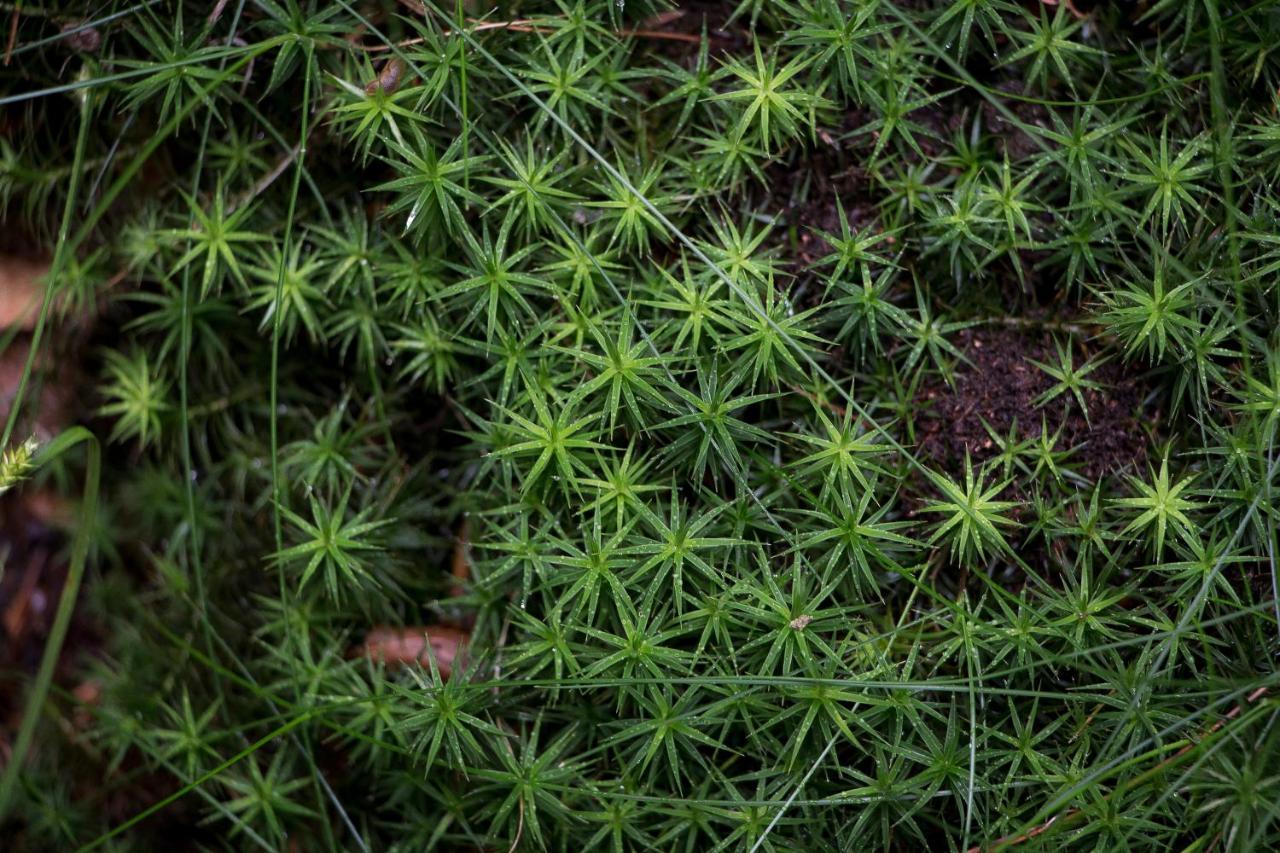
[0,341,76,441]
[0,254,50,330]
[2,549,48,642]
[641,10,686,28]
[359,624,469,678]
[72,678,103,730]
[22,489,74,528]
[449,516,471,599]
[1039,0,1086,17]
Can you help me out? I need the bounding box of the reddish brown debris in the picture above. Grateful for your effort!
[365,57,406,96]
[60,21,102,53]
[0,339,77,442]
[3,549,48,642]
[72,678,102,730]
[449,517,471,599]
[359,625,469,678]
[0,254,51,330]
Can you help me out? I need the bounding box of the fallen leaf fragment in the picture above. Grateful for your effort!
[0,341,76,441]
[360,624,469,678]
[72,678,102,729]
[449,516,471,599]
[0,254,51,330]
[22,489,73,528]
[641,10,685,28]
[61,21,102,53]
[2,550,47,641]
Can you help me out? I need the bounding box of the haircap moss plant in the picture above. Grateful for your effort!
[0,436,37,493]
[1,0,1279,849]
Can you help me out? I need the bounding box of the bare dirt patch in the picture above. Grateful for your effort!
[916,324,1152,481]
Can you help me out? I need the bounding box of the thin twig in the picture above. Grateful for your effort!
[359,17,701,52]
[361,19,545,52]
[622,27,703,43]
[508,794,525,853]
[228,36,254,95]
[979,315,1095,338]
[225,142,301,217]
[491,607,511,697]
[1041,0,1088,20]
[206,0,230,29]
[790,385,848,419]
[751,736,838,853]
[223,99,333,218]
[971,686,1271,852]
[3,3,19,65]
[449,515,471,598]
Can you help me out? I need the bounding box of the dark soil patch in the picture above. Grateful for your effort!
[765,124,878,269]
[980,79,1052,162]
[916,324,1153,482]
[757,89,1027,281]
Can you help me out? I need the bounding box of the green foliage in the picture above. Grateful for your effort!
[922,453,1019,564]
[275,489,392,600]
[1031,337,1108,422]
[0,437,37,495]
[3,0,1280,850]
[714,44,826,151]
[96,349,170,448]
[1113,454,1204,558]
